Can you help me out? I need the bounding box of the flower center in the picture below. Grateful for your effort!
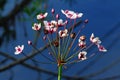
[80,54,84,59]
[17,48,21,52]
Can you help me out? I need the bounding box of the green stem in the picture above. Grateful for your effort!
[58,64,62,80]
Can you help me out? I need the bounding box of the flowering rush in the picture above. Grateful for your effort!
[32,23,41,31]
[14,45,24,55]
[37,12,48,20]
[14,9,107,80]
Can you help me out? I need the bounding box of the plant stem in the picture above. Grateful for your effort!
[58,64,62,80]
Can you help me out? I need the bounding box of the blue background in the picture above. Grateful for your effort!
[0,0,120,80]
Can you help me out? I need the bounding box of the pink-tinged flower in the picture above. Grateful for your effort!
[37,12,48,20]
[43,21,57,33]
[78,41,86,48]
[61,9,83,19]
[97,44,107,52]
[51,19,67,27]
[14,45,24,55]
[32,23,41,31]
[78,36,86,48]
[57,19,67,27]
[79,35,86,41]
[58,29,68,37]
[90,33,101,45]
[78,51,87,60]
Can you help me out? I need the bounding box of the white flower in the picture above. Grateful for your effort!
[37,12,48,20]
[32,23,41,31]
[78,51,87,60]
[14,45,24,55]
[57,19,67,27]
[78,36,86,48]
[51,20,57,26]
[51,19,67,27]
[97,44,107,52]
[78,41,86,48]
[61,9,83,19]
[44,21,54,29]
[43,21,57,33]
[58,29,68,37]
[90,33,101,45]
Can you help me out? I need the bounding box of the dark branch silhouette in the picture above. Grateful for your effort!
[0,0,31,26]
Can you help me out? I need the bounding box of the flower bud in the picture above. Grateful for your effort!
[44,29,49,34]
[65,20,68,25]
[43,35,47,40]
[56,14,59,19]
[28,40,32,45]
[80,35,86,41]
[70,32,76,39]
[51,8,55,14]
[53,41,59,47]
[84,19,88,24]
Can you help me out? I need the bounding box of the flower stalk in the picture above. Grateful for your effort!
[58,64,62,80]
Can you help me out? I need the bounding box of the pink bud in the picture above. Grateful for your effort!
[51,8,55,14]
[56,14,59,19]
[48,52,51,55]
[28,40,32,45]
[43,36,47,40]
[65,20,68,24]
[84,19,88,24]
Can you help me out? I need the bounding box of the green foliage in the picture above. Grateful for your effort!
[0,0,48,47]
[0,0,7,10]
[23,0,47,17]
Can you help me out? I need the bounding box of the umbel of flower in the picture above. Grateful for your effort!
[14,9,107,63]
[14,8,108,80]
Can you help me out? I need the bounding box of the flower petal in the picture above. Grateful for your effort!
[97,44,107,52]
[77,13,83,18]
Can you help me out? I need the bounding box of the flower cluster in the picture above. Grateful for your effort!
[14,9,107,66]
